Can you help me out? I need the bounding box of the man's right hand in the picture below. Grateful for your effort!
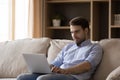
[51,66,60,73]
[51,66,70,74]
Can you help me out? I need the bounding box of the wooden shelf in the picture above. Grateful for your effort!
[41,0,120,40]
[47,0,91,3]
[93,0,109,2]
[47,0,109,3]
[47,26,70,29]
[111,25,120,28]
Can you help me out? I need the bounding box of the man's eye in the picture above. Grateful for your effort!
[76,30,80,33]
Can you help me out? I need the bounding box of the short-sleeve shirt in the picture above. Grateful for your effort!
[51,39,103,80]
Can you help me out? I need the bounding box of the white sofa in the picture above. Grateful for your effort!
[0,37,120,80]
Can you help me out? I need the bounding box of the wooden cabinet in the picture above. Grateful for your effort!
[92,1,109,40]
[109,0,120,38]
[40,0,120,41]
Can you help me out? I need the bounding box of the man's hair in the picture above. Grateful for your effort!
[69,17,89,30]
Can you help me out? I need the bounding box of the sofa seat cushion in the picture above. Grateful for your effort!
[106,66,120,80]
[94,39,120,80]
[0,78,16,80]
[47,39,73,64]
[0,38,50,78]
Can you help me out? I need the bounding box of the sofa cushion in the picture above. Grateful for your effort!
[47,39,73,64]
[0,38,50,78]
[94,39,120,80]
[106,66,120,80]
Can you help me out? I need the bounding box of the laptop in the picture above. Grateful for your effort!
[22,53,52,73]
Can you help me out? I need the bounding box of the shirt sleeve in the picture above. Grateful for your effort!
[51,50,64,67]
[51,44,69,67]
[51,43,73,67]
[85,43,103,69]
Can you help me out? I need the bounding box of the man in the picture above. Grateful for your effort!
[17,17,103,80]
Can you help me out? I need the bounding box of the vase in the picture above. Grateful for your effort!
[52,19,61,27]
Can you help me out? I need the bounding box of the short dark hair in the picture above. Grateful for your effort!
[69,17,89,30]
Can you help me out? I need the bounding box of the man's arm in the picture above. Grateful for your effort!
[63,61,91,74]
[51,61,91,74]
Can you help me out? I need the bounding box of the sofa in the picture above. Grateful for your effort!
[0,37,120,80]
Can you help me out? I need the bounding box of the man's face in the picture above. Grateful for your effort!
[70,25,87,45]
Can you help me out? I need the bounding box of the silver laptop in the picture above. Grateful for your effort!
[22,53,52,73]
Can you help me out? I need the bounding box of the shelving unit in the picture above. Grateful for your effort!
[40,0,120,41]
[47,26,70,29]
[109,0,120,38]
[92,1,109,40]
[47,0,91,3]
[44,0,91,39]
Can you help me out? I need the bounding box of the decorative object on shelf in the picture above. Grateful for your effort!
[52,14,64,27]
[52,19,61,27]
[114,14,120,25]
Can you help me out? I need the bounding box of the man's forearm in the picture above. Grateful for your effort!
[63,61,91,74]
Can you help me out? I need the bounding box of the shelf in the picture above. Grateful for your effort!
[93,0,109,2]
[47,0,91,3]
[47,26,70,29]
[111,25,120,28]
[47,0,109,3]
[42,0,114,40]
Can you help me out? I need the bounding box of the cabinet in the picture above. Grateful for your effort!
[109,0,120,38]
[40,0,120,41]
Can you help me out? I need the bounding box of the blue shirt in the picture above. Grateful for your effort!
[51,39,103,80]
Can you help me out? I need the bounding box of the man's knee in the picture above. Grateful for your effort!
[37,74,54,80]
[37,75,48,80]
[17,73,27,80]
[17,73,40,80]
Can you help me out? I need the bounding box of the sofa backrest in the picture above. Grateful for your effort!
[94,39,120,80]
[47,39,73,64]
[1,38,120,79]
[0,38,51,78]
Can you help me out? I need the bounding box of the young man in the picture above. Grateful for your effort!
[17,17,103,80]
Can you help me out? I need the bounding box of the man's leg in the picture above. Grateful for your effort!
[37,73,78,80]
[17,73,45,80]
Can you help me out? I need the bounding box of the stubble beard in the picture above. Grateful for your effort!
[75,38,85,46]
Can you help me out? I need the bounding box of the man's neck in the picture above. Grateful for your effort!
[77,39,90,47]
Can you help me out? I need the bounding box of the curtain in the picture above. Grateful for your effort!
[0,0,10,41]
[0,0,41,42]
[32,0,41,38]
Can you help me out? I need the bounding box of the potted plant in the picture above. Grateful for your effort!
[52,14,63,27]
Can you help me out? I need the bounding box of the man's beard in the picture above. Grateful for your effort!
[75,38,85,46]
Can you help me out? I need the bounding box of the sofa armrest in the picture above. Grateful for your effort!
[106,66,120,80]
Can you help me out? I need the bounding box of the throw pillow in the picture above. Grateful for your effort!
[0,38,50,78]
[106,66,120,80]
[47,39,73,64]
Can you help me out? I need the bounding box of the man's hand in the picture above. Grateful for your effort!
[51,66,70,74]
